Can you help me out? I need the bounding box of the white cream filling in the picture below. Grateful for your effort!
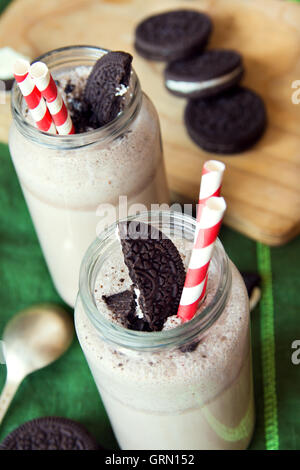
[166,65,243,94]
[115,84,128,97]
[134,288,144,319]
[249,287,261,312]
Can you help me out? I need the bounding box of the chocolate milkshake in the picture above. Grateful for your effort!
[9,46,169,307]
[75,211,255,450]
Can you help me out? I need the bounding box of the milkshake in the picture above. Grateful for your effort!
[9,46,169,307]
[75,211,255,450]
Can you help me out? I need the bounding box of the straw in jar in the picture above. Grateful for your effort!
[177,160,226,323]
[197,160,225,221]
[13,59,56,134]
[29,61,75,135]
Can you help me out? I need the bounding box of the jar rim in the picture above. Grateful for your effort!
[78,210,232,351]
[11,45,142,150]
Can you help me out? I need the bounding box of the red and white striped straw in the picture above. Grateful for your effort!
[197,160,225,222]
[177,197,227,323]
[29,61,75,135]
[13,59,56,133]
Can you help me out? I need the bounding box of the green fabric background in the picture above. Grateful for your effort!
[0,0,300,451]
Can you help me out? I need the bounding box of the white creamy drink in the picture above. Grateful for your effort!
[75,212,255,450]
[9,47,169,307]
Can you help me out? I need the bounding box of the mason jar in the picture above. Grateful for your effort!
[9,46,169,307]
[75,211,255,450]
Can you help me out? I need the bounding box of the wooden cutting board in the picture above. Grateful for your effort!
[1,0,300,246]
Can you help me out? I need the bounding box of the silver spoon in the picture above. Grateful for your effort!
[0,304,74,425]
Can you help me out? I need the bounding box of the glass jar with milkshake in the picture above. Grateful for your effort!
[9,46,169,307]
[75,210,255,450]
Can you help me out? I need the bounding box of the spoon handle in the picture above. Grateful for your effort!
[0,379,21,426]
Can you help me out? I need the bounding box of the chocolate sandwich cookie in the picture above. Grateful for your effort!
[241,272,261,312]
[135,10,212,62]
[103,289,151,331]
[118,221,186,331]
[165,49,244,99]
[185,86,267,154]
[241,272,261,298]
[0,417,100,450]
[84,51,132,127]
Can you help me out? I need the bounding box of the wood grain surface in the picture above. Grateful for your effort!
[0,0,300,245]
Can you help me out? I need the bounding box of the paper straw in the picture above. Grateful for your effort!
[13,59,56,133]
[30,61,75,135]
[197,160,225,222]
[177,197,227,323]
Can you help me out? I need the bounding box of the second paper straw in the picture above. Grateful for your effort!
[13,59,56,134]
[197,160,225,222]
[177,196,227,322]
[30,62,75,135]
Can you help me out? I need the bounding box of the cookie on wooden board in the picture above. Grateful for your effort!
[184,86,267,154]
[165,49,244,99]
[135,10,212,61]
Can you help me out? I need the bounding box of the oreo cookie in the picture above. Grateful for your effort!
[0,417,100,450]
[241,272,261,298]
[103,289,151,332]
[241,271,261,311]
[185,86,267,154]
[84,51,132,127]
[135,10,212,61]
[118,221,186,331]
[165,49,244,99]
